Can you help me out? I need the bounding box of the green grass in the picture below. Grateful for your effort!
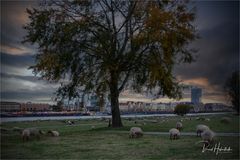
[1,114,239,159]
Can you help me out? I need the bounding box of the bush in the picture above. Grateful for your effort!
[174,104,193,116]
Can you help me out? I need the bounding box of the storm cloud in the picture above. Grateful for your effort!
[0,1,239,104]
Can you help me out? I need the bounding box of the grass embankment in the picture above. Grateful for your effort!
[1,114,239,159]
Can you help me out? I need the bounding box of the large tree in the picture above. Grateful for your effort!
[225,71,240,114]
[23,0,198,127]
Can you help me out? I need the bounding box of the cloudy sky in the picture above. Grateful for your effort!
[0,1,239,105]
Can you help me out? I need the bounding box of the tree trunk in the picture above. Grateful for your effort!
[110,71,123,127]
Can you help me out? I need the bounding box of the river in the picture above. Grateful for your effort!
[0,112,233,122]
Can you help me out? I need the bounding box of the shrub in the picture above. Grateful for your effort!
[174,104,193,116]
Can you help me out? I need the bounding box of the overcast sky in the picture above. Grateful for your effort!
[0,1,239,104]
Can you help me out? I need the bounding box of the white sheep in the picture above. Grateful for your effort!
[201,129,215,146]
[169,128,180,140]
[205,118,210,122]
[66,120,75,125]
[47,130,59,137]
[176,122,183,131]
[22,128,44,141]
[129,127,143,138]
[196,124,209,137]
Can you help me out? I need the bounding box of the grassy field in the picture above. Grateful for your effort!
[1,113,239,159]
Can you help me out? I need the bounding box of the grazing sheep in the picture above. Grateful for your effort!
[196,124,209,137]
[129,127,143,138]
[22,128,44,141]
[169,128,180,140]
[91,125,95,130]
[47,130,59,137]
[220,117,231,124]
[149,120,158,123]
[176,122,183,131]
[205,118,210,122]
[201,129,215,146]
[66,120,75,125]
[196,117,205,121]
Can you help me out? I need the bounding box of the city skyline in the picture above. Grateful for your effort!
[1,1,239,105]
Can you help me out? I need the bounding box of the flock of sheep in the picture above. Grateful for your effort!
[21,128,59,141]
[1,116,232,145]
[20,120,77,141]
[129,116,232,146]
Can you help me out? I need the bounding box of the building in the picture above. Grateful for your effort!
[191,87,202,104]
[20,102,50,112]
[0,101,21,112]
[119,102,129,111]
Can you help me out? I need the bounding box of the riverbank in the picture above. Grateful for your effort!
[1,112,235,122]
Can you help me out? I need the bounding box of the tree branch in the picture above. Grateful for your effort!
[118,70,131,92]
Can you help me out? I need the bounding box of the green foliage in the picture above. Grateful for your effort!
[174,104,193,116]
[225,71,240,113]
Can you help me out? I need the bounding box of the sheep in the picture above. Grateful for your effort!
[22,128,44,141]
[176,122,183,131]
[91,125,95,130]
[196,124,209,137]
[169,128,180,140]
[129,127,143,138]
[220,117,231,124]
[196,117,205,121]
[47,130,59,137]
[66,120,75,125]
[205,118,210,122]
[201,129,215,146]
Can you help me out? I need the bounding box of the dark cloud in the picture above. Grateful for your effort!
[1,91,54,102]
[1,52,34,68]
[0,72,58,103]
[0,72,38,82]
[1,0,38,54]
[175,1,239,91]
[0,1,238,104]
